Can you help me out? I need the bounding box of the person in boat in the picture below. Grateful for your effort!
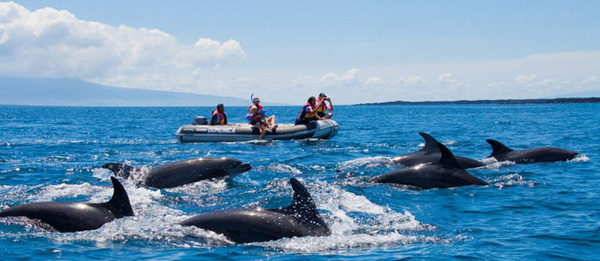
[210,104,228,125]
[246,97,277,139]
[315,93,333,119]
[295,96,322,125]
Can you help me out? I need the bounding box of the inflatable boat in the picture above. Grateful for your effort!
[176,117,339,142]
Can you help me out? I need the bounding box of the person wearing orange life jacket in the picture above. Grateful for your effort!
[295,96,323,125]
[210,104,228,125]
[246,96,277,139]
[315,93,333,119]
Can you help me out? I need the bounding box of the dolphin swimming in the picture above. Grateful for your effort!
[0,177,134,232]
[373,142,489,189]
[392,132,485,169]
[102,157,252,189]
[486,139,578,164]
[179,178,330,243]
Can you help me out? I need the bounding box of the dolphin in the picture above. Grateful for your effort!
[392,132,485,169]
[102,157,252,189]
[0,177,134,232]
[486,139,578,164]
[179,178,330,243]
[373,142,489,189]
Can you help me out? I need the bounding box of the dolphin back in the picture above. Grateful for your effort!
[0,177,133,232]
[277,178,330,236]
[394,133,484,169]
[103,177,134,218]
[139,157,251,188]
[374,143,489,189]
[418,132,440,152]
[486,139,514,159]
[436,142,463,169]
[179,178,330,243]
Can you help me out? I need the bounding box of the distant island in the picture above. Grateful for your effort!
[358,97,600,106]
[0,77,283,107]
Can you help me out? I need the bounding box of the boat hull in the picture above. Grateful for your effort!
[176,120,339,142]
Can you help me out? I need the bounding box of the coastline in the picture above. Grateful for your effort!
[357,97,600,106]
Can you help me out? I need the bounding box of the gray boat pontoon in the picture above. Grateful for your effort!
[176,117,339,142]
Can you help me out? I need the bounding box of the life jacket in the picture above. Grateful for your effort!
[246,104,264,123]
[298,103,316,120]
[315,98,328,113]
[251,104,264,112]
[212,110,226,124]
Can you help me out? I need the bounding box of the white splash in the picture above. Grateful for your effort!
[246,180,437,252]
[337,156,393,170]
[571,154,589,162]
[167,179,228,197]
[0,177,441,251]
[492,173,536,190]
[267,164,303,175]
[28,183,105,202]
[481,157,515,170]
[444,140,457,146]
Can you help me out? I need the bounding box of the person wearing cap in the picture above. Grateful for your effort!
[246,96,277,139]
[210,104,228,125]
[315,93,333,119]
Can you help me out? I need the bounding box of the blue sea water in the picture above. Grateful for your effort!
[0,104,598,259]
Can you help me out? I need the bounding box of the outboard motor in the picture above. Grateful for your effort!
[192,116,208,125]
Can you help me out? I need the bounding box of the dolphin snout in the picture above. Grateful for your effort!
[226,162,252,175]
[239,162,252,172]
[101,163,120,173]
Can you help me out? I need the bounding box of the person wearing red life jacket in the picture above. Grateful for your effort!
[246,96,277,139]
[315,93,333,119]
[210,104,228,125]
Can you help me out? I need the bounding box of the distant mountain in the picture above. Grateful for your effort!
[0,77,280,106]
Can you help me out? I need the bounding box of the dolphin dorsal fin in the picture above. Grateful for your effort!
[105,177,134,218]
[102,163,134,179]
[486,139,513,157]
[283,178,328,229]
[436,142,464,169]
[419,132,440,152]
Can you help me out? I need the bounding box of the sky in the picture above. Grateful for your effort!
[1,1,599,104]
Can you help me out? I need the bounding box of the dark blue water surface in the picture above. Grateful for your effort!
[0,104,598,259]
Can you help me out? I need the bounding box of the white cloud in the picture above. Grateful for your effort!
[320,72,339,84]
[338,68,360,83]
[363,76,384,85]
[514,74,536,84]
[0,2,244,91]
[2,2,600,104]
[437,72,455,83]
[397,74,428,85]
[583,75,599,83]
[319,68,360,87]
[538,79,554,85]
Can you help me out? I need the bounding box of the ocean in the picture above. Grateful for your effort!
[0,104,598,259]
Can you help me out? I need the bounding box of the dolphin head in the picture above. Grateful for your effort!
[101,163,134,179]
[219,158,252,175]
